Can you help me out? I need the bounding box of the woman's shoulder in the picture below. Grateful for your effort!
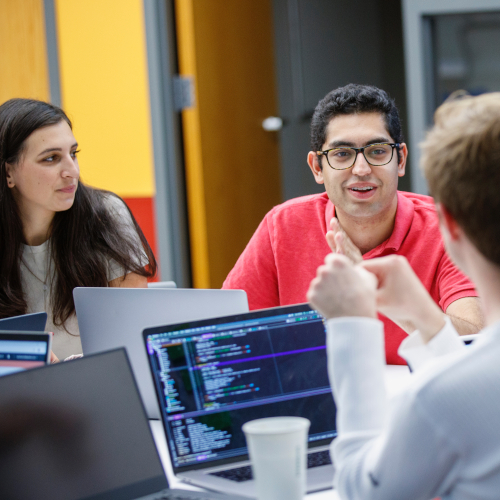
[79,188,137,239]
[89,190,134,226]
[99,191,129,214]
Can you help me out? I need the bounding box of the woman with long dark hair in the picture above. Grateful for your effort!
[0,98,157,359]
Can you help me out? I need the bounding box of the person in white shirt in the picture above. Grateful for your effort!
[0,98,157,360]
[307,92,500,500]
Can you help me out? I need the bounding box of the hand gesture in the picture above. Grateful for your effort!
[308,253,377,320]
[360,256,445,341]
[326,218,362,264]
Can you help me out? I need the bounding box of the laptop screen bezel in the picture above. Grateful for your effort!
[142,303,336,474]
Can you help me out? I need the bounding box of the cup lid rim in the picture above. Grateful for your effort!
[242,416,310,435]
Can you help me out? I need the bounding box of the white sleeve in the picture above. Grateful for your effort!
[326,317,460,500]
[398,317,466,372]
[103,194,149,281]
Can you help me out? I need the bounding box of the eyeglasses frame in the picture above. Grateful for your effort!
[316,142,401,171]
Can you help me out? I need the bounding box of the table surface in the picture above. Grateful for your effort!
[150,364,412,499]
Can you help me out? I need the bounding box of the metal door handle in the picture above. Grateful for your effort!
[262,116,283,131]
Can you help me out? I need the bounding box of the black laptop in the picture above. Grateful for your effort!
[0,312,47,332]
[0,348,246,500]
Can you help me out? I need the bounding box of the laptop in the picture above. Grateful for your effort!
[143,303,336,497]
[0,348,247,500]
[0,311,47,331]
[74,288,249,419]
[0,330,52,376]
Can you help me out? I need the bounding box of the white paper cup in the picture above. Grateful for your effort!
[242,416,310,500]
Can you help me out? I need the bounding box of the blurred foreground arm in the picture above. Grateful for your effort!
[307,254,465,499]
[360,255,466,370]
[327,219,483,336]
[360,255,446,343]
[361,254,483,337]
[307,253,377,320]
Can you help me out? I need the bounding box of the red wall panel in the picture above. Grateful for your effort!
[123,197,158,281]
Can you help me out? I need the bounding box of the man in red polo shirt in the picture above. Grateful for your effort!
[223,84,482,364]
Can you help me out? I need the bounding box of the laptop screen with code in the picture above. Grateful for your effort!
[144,303,337,473]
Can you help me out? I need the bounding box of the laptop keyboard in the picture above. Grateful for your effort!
[211,465,253,483]
[307,449,333,468]
[209,450,332,482]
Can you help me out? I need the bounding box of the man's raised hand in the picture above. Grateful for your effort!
[326,218,362,264]
[307,253,377,320]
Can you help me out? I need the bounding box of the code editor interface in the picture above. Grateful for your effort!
[146,307,337,469]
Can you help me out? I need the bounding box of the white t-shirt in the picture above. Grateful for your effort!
[20,194,147,360]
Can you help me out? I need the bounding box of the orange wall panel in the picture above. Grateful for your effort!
[122,197,158,257]
[0,0,49,103]
[123,197,158,281]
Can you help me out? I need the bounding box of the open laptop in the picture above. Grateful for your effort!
[143,303,336,497]
[0,348,247,500]
[0,311,47,331]
[74,288,249,419]
[0,330,51,376]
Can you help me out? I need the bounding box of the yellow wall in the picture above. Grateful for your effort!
[0,0,49,103]
[54,0,155,198]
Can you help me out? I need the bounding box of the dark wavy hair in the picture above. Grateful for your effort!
[310,84,404,167]
[0,98,157,326]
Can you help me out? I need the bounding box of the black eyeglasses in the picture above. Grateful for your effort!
[317,143,400,170]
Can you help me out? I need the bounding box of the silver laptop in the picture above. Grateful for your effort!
[74,288,249,419]
[0,348,247,500]
[143,303,336,497]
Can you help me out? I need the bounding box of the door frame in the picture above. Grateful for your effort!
[143,0,191,287]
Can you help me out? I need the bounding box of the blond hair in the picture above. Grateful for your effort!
[421,93,500,265]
